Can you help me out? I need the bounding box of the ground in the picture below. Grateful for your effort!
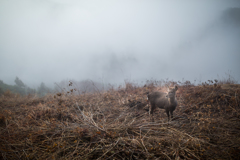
[0,82,240,159]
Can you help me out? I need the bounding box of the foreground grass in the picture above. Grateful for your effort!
[0,82,240,159]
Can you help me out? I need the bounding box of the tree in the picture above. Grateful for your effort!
[0,80,4,86]
[38,82,51,97]
[26,87,36,95]
[0,87,3,95]
[14,77,25,88]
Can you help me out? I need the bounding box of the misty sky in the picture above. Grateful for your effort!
[0,0,240,87]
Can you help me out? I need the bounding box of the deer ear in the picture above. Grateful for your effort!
[166,84,169,89]
[175,86,178,91]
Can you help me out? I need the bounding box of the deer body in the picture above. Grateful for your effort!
[148,86,178,121]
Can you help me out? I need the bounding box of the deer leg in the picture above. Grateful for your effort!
[170,110,174,120]
[166,110,170,121]
[149,104,154,122]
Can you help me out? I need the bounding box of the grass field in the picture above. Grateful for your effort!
[0,81,240,159]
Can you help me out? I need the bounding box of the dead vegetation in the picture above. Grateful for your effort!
[0,81,240,159]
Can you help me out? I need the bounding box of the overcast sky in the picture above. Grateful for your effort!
[0,0,240,88]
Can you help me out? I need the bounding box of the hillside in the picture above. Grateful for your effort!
[0,82,240,159]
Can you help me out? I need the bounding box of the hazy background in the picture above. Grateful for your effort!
[0,0,240,88]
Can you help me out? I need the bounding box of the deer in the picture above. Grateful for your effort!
[147,86,178,122]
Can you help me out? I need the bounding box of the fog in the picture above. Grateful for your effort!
[0,0,240,88]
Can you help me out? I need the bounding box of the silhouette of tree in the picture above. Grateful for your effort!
[14,77,25,88]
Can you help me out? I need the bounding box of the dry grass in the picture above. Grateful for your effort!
[0,82,240,160]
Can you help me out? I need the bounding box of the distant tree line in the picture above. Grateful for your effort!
[0,77,52,97]
[0,77,123,97]
[54,79,109,95]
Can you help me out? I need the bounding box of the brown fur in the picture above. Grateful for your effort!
[148,86,178,121]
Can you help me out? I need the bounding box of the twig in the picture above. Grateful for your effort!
[141,139,149,155]
[76,102,106,132]
[97,138,121,160]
